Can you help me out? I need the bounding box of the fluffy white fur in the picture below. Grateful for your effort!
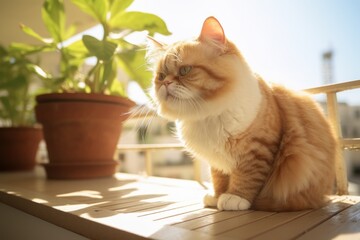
[204,193,251,211]
[176,70,262,174]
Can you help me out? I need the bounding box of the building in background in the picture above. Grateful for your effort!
[340,104,360,178]
[322,50,334,85]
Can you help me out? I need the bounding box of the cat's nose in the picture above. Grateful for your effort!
[163,80,173,86]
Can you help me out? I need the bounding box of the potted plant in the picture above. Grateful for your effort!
[0,45,44,171]
[19,0,170,179]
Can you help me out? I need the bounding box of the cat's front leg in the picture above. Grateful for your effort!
[217,158,272,211]
[217,193,251,211]
[203,168,229,208]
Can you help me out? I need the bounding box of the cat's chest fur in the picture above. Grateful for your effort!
[177,108,256,173]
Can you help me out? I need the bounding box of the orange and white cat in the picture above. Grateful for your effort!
[147,17,337,211]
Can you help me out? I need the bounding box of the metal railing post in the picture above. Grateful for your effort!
[145,150,153,176]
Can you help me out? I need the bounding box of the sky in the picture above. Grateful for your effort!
[126,0,360,105]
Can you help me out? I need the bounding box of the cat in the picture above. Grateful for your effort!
[146,16,337,211]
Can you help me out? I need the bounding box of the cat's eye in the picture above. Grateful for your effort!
[179,66,192,76]
[158,73,166,81]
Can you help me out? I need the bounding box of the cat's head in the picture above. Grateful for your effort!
[147,17,253,121]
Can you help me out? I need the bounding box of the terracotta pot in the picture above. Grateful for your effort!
[0,127,43,171]
[35,93,134,179]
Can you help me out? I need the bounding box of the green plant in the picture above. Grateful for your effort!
[16,0,171,95]
[0,45,47,126]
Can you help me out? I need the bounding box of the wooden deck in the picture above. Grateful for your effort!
[1,168,360,240]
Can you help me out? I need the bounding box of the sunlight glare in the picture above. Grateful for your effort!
[57,190,103,199]
[54,203,105,212]
[32,198,49,204]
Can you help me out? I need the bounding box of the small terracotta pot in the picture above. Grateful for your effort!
[0,127,43,171]
[36,93,134,179]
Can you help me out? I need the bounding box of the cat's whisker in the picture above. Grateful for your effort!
[137,106,159,143]
[129,104,154,138]
[129,105,146,132]
[174,86,206,114]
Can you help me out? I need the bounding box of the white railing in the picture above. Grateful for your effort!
[118,79,360,195]
[116,142,205,185]
[305,79,360,194]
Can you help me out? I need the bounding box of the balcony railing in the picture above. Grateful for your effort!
[118,79,360,195]
[305,79,360,194]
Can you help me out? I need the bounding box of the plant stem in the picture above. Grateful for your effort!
[19,83,29,126]
[102,22,109,41]
[93,60,101,93]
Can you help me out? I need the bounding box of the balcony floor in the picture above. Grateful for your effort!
[0,167,359,240]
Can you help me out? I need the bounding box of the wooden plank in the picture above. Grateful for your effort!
[105,199,154,210]
[155,208,218,226]
[173,210,252,230]
[139,203,205,221]
[250,197,355,240]
[149,227,236,240]
[90,194,167,208]
[142,174,208,190]
[127,201,200,216]
[102,187,202,213]
[98,192,189,211]
[219,211,311,239]
[195,211,275,236]
[119,201,177,213]
[297,199,360,240]
[80,202,235,240]
[149,225,236,240]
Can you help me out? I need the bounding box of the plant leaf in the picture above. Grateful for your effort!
[71,0,108,23]
[82,35,117,61]
[109,0,134,21]
[26,64,50,79]
[65,24,77,39]
[66,39,88,58]
[0,75,27,90]
[109,11,171,36]
[41,0,66,42]
[9,43,51,55]
[20,24,53,44]
[0,97,12,116]
[108,78,125,96]
[117,47,152,90]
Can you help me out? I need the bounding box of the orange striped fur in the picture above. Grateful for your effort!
[148,17,336,211]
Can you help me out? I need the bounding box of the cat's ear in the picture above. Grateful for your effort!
[146,36,166,64]
[199,17,226,45]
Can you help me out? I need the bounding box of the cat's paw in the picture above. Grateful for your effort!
[203,194,218,207]
[217,193,251,211]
